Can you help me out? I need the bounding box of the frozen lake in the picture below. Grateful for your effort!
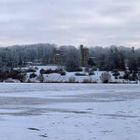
[0,83,140,140]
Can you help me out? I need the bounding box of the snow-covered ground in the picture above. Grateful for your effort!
[23,65,132,83]
[0,83,140,140]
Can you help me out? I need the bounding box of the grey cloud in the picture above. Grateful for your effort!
[0,0,139,47]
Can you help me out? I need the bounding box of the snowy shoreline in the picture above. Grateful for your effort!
[2,80,139,84]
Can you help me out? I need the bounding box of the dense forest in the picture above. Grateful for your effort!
[0,43,139,72]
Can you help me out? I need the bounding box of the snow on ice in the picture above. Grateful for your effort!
[0,83,140,140]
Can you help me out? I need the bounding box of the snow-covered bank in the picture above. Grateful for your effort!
[0,83,140,140]
[21,65,138,84]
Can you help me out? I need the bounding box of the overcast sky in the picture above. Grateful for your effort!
[0,0,140,47]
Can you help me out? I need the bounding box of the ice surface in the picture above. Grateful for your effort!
[0,83,140,140]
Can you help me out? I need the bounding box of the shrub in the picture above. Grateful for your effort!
[26,68,36,73]
[138,71,140,80]
[112,70,120,77]
[66,67,82,72]
[128,72,138,81]
[30,73,37,78]
[115,76,118,79]
[123,71,130,80]
[40,68,46,75]
[0,70,26,82]
[119,76,123,79]
[68,76,76,83]
[91,67,97,71]
[60,71,66,76]
[37,75,44,83]
[75,73,87,76]
[100,72,111,83]
[82,78,91,83]
[89,71,95,75]
[40,68,65,75]
[84,67,89,72]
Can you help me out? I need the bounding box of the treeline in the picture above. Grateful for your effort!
[0,43,140,72]
[89,46,139,72]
